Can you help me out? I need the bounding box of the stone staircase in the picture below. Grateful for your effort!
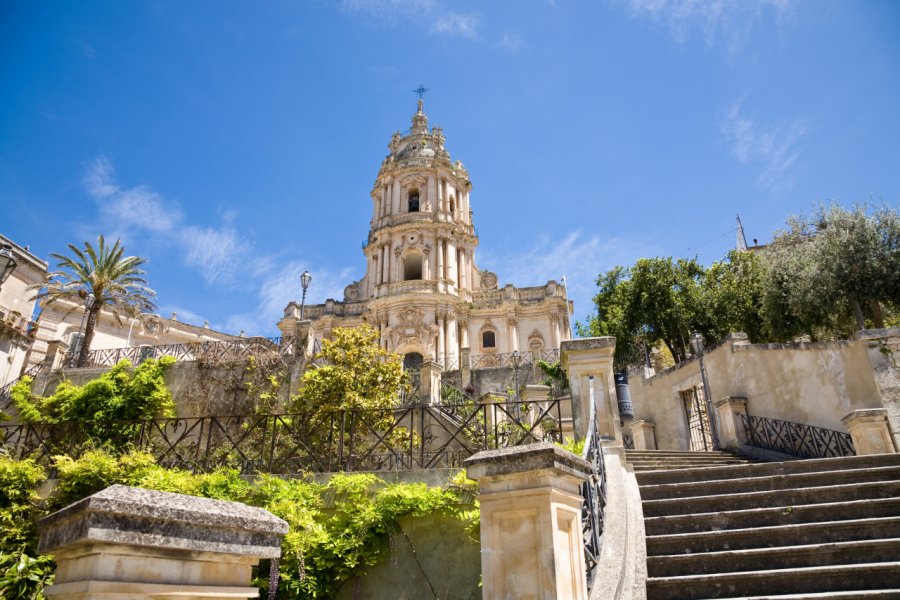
[627,450,900,599]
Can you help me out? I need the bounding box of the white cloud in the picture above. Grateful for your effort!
[340,0,435,24]
[721,101,808,192]
[340,0,478,39]
[181,226,244,285]
[83,156,247,285]
[431,13,479,38]
[223,261,356,335]
[619,0,794,51]
[479,230,658,324]
[497,33,524,51]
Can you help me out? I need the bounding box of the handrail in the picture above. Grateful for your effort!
[740,413,855,458]
[63,336,298,369]
[0,399,570,474]
[581,376,607,592]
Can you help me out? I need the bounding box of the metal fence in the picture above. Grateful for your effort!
[0,399,569,474]
[740,413,855,459]
[64,336,298,368]
[0,362,44,413]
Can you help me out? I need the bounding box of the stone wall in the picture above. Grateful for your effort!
[335,512,481,600]
[628,330,900,451]
[30,359,299,417]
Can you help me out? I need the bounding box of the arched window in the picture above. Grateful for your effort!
[448,196,456,217]
[408,188,420,212]
[403,352,424,371]
[403,253,423,280]
[482,330,496,348]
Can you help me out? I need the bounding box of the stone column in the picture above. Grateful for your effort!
[392,180,401,215]
[447,314,459,367]
[714,396,749,449]
[842,408,897,455]
[437,177,444,211]
[508,318,519,354]
[550,313,561,349]
[427,175,437,212]
[561,338,617,442]
[437,239,445,282]
[465,444,591,600]
[458,248,467,289]
[437,314,446,365]
[422,247,432,280]
[447,240,457,286]
[623,420,657,450]
[38,485,287,600]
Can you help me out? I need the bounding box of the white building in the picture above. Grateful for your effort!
[278,100,573,371]
[0,235,48,387]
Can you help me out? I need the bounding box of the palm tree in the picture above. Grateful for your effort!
[33,236,156,367]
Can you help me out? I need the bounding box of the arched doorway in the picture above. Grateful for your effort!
[403,352,423,371]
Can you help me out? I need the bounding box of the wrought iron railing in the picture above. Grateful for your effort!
[581,378,607,593]
[63,336,298,369]
[0,362,44,413]
[740,413,855,459]
[0,399,569,474]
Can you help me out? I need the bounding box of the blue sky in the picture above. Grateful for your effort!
[2,1,899,336]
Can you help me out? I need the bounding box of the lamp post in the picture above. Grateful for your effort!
[0,244,18,290]
[690,332,721,451]
[510,350,521,403]
[299,271,312,319]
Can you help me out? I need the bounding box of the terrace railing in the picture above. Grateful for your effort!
[0,362,44,413]
[740,413,855,459]
[0,399,569,474]
[63,336,299,369]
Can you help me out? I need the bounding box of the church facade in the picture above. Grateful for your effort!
[278,100,572,372]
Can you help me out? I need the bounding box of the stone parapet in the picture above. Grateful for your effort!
[465,443,591,599]
[39,484,288,600]
[842,408,897,455]
[714,396,749,449]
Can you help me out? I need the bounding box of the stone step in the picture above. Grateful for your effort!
[646,562,900,600]
[646,516,900,555]
[627,450,738,457]
[641,480,900,517]
[635,454,900,486]
[720,591,900,600]
[647,538,900,577]
[644,497,900,536]
[638,466,900,501]
[630,460,753,469]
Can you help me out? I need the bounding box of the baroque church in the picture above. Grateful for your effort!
[277,99,573,372]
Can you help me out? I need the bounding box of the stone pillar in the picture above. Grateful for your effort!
[380,245,388,285]
[714,396,749,449]
[38,485,287,600]
[465,443,591,600]
[842,408,897,455]
[437,177,444,211]
[459,248,468,289]
[437,239,445,281]
[43,339,69,371]
[853,328,900,451]
[561,338,617,442]
[461,347,472,387]
[550,313,561,349]
[623,420,657,450]
[419,361,441,405]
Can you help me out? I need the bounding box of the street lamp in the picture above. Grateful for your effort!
[299,271,312,319]
[510,350,521,403]
[690,332,721,451]
[0,244,18,290]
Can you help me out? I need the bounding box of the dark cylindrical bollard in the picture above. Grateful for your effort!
[614,372,634,421]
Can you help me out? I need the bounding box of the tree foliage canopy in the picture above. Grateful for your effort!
[291,324,409,411]
[582,204,899,368]
[32,236,156,367]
